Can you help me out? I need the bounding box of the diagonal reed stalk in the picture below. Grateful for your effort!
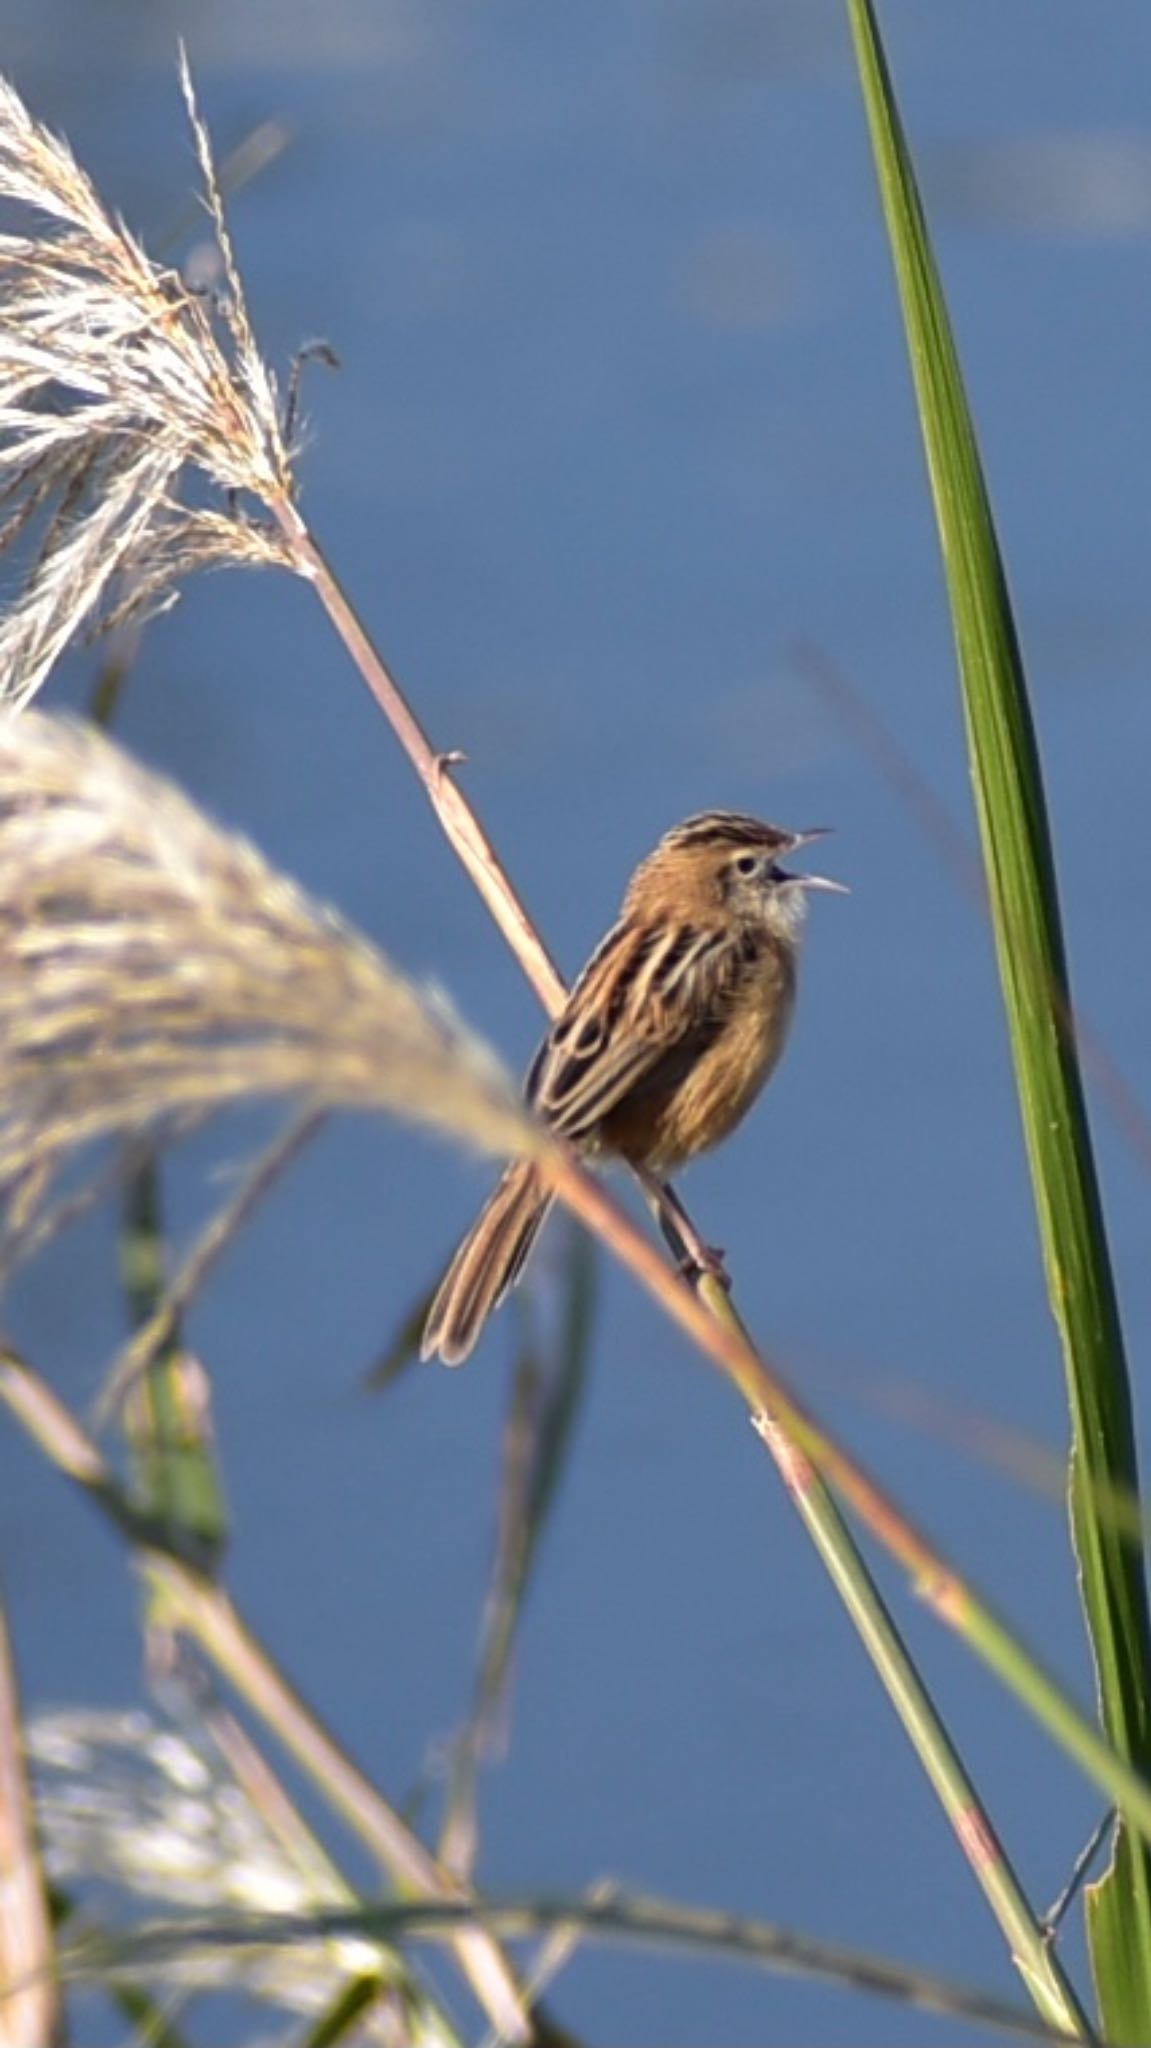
[0,1351,528,2042]
[0,58,1136,2036]
[0,1596,59,2048]
[845,4,1151,2036]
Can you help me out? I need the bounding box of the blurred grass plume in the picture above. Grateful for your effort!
[0,711,541,1267]
[30,1708,413,2033]
[0,55,294,704]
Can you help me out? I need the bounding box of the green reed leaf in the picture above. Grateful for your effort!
[845,4,1151,2033]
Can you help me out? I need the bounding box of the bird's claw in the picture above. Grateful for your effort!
[679,1243,730,1291]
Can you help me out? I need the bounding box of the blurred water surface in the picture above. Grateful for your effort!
[4,2,1151,2041]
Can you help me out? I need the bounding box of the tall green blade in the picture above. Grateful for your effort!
[845,5,1151,2034]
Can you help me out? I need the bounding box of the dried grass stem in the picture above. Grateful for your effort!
[0,712,539,1261]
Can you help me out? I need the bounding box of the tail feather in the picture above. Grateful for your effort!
[421,1164,553,1366]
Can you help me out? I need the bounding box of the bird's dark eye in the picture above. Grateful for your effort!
[733,853,760,878]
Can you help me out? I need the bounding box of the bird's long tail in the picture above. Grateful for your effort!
[421,1163,553,1366]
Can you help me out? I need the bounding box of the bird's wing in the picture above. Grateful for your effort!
[527,919,734,1144]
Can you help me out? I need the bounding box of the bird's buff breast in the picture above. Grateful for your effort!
[600,939,798,1176]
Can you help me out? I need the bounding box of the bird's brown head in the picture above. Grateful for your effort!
[623,809,845,937]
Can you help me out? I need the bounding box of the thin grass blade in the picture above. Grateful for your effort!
[441,1228,596,1875]
[119,1166,230,1567]
[60,1890,1075,2043]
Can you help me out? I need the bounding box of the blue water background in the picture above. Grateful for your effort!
[4,2,1151,2040]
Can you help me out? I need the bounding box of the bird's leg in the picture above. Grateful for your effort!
[637,1168,730,1290]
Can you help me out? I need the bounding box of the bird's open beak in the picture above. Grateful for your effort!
[779,827,849,895]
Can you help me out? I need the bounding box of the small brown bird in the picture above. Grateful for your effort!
[422,810,844,1365]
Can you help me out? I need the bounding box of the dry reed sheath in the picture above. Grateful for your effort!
[0,57,295,703]
[0,712,543,1263]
